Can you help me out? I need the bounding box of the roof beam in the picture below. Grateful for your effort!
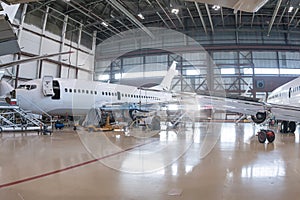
[251,12,255,28]
[294,18,300,28]
[186,6,197,27]
[277,6,286,27]
[107,0,154,38]
[194,2,207,35]
[145,0,170,28]
[156,11,170,28]
[288,7,299,27]
[220,7,224,27]
[155,0,177,28]
[25,0,55,15]
[205,3,214,33]
[67,1,121,36]
[239,10,242,27]
[267,0,282,36]
[175,14,184,28]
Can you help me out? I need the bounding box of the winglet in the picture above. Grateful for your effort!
[150,61,178,91]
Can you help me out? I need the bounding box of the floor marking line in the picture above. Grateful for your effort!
[0,139,156,189]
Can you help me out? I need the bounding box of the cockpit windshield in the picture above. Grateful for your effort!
[17,84,37,90]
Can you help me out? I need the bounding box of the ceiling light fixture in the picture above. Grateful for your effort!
[101,21,109,27]
[212,5,220,11]
[171,8,179,15]
[138,13,145,20]
[288,6,294,13]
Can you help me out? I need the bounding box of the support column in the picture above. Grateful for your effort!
[91,31,97,80]
[37,6,49,78]
[207,52,214,92]
[58,15,68,78]
[13,4,27,87]
[75,23,83,79]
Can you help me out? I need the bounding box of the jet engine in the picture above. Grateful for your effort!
[251,111,269,124]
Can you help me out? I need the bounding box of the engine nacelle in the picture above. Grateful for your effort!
[251,111,269,124]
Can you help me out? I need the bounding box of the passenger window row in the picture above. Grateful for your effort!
[64,88,160,101]
[292,86,300,93]
[101,91,160,100]
[64,88,97,95]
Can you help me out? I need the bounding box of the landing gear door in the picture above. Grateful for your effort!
[42,76,54,96]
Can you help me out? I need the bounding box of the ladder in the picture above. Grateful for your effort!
[13,108,44,127]
[0,113,18,127]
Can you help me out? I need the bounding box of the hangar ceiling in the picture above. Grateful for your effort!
[23,0,300,44]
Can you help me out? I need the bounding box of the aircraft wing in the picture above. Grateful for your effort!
[192,92,300,123]
[266,103,300,122]
[196,94,266,116]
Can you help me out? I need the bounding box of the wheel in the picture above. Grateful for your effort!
[251,111,267,124]
[288,121,296,133]
[280,121,288,133]
[258,130,267,143]
[266,130,275,143]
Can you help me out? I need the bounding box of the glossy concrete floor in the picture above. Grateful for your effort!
[0,122,300,200]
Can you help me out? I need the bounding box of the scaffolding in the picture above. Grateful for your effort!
[0,100,51,134]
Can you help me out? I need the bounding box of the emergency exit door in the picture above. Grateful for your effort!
[42,76,54,96]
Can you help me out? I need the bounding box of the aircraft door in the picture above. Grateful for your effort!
[42,76,54,97]
[52,80,60,100]
[117,91,121,100]
[289,87,292,98]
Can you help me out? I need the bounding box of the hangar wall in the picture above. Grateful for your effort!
[95,27,300,99]
[1,4,96,86]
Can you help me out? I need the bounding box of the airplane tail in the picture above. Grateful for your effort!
[150,61,178,91]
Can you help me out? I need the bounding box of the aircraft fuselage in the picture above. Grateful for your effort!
[15,78,173,116]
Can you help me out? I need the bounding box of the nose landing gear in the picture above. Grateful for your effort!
[257,129,275,143]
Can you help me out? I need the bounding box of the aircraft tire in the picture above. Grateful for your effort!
[251,111,267,124]
[288,121,296,133]
[280,121,288,133]
[0,127,2,133]
[258,130,267,143]
[266,130,275,143]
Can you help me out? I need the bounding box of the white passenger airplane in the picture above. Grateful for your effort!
[266,76,300,133]
[196,76,300,136]
[13,61,178,117]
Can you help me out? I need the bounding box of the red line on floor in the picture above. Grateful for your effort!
[0,140,156,189]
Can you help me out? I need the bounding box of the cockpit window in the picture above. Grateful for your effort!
[17,84,37,90]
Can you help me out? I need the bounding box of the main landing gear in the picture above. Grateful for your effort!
[257,129,275,143]
[280,121,296,133]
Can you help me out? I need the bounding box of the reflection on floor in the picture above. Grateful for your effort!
[0,122,300,200]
